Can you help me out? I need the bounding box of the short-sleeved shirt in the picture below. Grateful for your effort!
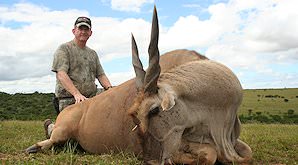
[52,40,105,98]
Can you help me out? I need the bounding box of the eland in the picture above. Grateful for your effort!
[26,6,252,165]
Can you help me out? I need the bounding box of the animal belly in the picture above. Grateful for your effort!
[77,127,123,153]
[76,113,141,154]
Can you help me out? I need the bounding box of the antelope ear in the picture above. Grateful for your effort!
[161,92,176,111]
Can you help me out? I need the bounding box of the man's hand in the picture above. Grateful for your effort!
[73,93,88,104]
[56,71,88,104]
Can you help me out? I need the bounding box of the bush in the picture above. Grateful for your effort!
[0,92,56,120]
[287,109,294,115]
[240,111,298,124]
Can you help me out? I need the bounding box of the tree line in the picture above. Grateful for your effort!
[0,92,57,120]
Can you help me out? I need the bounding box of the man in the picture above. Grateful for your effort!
[52,16,112,112]
[45,16,112,139]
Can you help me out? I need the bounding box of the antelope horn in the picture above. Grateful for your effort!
[144,5,161,94]
[132,34,146,91]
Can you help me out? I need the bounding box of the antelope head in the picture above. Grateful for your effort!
[129,6,176,135]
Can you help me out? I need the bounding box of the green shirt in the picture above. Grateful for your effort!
[52,40,105,98]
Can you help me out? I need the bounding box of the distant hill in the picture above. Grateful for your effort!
[0,88,297,123]
[0,92,56,120]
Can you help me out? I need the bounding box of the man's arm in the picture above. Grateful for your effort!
[56,71,87,103]
[98,74,112,90]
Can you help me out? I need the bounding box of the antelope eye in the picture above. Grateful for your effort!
[148,107,160,118]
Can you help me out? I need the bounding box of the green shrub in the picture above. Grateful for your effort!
[0,92,56,120]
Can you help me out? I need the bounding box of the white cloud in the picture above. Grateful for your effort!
[161,0,298,63]
[159,0,298,89]
[243,1,298,53]
[0,2,154,93]
[0,75,55,93]
[89,17,151,61]
[107,70,135,85]
[0,3,90,83]
[160,15,221,51]
[110,0,153,12]
[1,0,298,93]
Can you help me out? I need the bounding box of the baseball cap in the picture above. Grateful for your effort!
[74,16,91,29]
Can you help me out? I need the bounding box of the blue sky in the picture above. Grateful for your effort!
[0,0,297,93]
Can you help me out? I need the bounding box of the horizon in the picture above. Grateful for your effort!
[2,87,298,95]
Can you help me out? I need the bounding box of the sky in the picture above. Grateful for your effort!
[0,0,297,94]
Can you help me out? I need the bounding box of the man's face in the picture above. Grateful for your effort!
[73,25,92,42]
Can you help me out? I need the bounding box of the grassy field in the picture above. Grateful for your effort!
[0,121,140,165]
[239,88,298,116]
[0,121,297,164]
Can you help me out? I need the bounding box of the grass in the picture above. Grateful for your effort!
[241,124,298,164]
[0,121,140,165]
[239,88,298,116]
[0,121,297,164]
[0,88,297,164]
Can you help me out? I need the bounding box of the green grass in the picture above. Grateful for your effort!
[241,124,298,164]
[239,88,298,116]
[0,121,140,165]
[0,88,297,164]
[0,121,297,164]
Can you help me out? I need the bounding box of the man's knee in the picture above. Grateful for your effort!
[59,98,75,112]
[96,88,105,95]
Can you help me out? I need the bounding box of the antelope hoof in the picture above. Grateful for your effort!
[25,144,42,154]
